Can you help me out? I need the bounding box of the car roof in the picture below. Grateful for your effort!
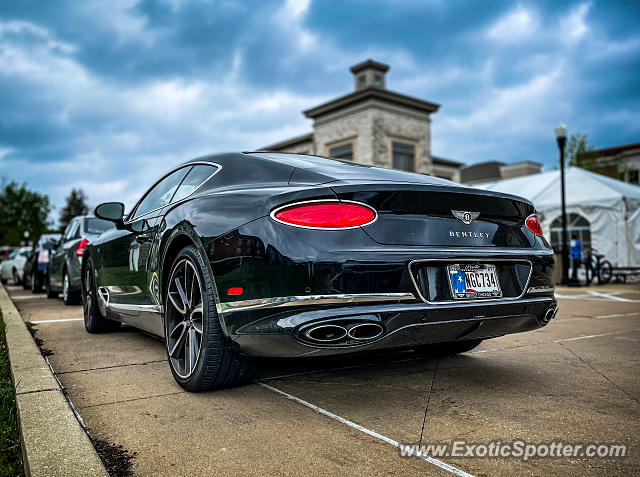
[185,151,455,187]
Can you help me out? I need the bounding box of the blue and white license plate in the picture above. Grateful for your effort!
[447,263,502,300]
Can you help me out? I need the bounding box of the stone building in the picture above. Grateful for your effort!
[261,59,462,182]
[576,142,640,185]
[460,160,543,185]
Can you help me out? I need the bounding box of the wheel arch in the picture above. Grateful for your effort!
[159,225,225,334]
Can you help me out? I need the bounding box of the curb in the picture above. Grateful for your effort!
[0,284,109,477]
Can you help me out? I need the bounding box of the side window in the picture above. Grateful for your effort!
[132,167,191,219]
[171,165,218,203]
[73,222,83,239]
[64,221,79,241]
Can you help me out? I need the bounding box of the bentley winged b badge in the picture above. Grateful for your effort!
[452,210,480,225]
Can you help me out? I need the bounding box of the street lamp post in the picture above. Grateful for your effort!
[555,122,569,285]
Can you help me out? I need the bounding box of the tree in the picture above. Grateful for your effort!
[0,182,51,245]
[566,133,595,167]
[59,188,89,232]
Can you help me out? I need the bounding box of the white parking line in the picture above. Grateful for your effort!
[29,318,84,324]
[586,291,636,302]
[258,382,474,477]
[558,311,640,322]
[553,328,640,343]
[11,295,46,300]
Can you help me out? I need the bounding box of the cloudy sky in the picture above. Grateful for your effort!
[1,0,638,219]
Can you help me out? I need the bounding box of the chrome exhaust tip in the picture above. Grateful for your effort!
[304,324,348,343]
[347,322,384,341]
[541,306,558,325]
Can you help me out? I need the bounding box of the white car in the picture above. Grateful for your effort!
[0,247,32,285]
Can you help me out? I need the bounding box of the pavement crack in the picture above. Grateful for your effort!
[57,359,166,375]
[78,391,185,409]
[16,387,60,396]
[419,358,438,444]
[559,342,640,406]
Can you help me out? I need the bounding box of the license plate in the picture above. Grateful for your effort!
[447,263,502,300]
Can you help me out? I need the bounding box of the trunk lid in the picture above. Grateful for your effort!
[330,182,535,248]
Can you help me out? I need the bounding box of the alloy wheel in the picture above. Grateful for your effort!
[84,266,92,319]
[166,258,204,379]
[63,273,69,302]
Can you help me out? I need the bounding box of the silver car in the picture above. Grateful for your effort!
[0,247,32,285]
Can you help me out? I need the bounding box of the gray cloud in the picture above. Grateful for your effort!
[0,0,638,221]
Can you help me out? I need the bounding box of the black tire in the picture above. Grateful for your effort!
[83,259,121,333]
[415,338,483,357]
[31,271,42,293]
[598,260,613,285]
[22,273,30,290]
[0,276,6,285]
[62,269,80,305]
[45,273,58,298]
[12,268,20,285]
[164,245,254,392]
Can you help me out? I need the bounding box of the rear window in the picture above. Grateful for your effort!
[85,218,115,235]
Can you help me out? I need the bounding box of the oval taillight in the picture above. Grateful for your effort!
[75,238,89,257]
[525,215,543,236]
[272,201,377,229]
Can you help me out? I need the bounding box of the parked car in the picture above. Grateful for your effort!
[0,247,32,285]
[47,216,114,304]
[23,234,61,292]
[82,152,557,392]
[0,246,15,263]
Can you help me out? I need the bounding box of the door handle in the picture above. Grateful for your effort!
[135,233,153,243]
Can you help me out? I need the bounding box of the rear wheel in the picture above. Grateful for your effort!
[12,268,20,285]
[165,245,254,391]
[45,272,58,298]
[62,269,80,305]
[22,271,30,290]
[415,338,483,357]
[31,271,42,293]
[83,260,120,333]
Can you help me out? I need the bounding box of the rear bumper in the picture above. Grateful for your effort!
[224,295,557,357]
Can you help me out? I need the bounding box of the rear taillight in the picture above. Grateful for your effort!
[272,201,377,229]
[525,215,543,236]
[75,238,89,257]
[38,248,49,264]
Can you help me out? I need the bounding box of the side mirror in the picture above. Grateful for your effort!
[95,202,125,224]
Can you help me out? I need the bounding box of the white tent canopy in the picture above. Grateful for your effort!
[474,167,640,267]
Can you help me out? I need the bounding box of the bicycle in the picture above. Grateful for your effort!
[583,249,613,285]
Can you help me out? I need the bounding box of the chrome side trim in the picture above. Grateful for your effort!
[527,286,555,294]
[218,293,416,315]
[269,199,378,230]
[408,258,534,305]
[108,303,163,314]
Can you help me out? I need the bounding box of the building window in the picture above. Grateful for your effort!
[628,169,639,185]
[358,75,366,88]
[329,142,354,160]
[550,213,591,253]
[374,74,382,87]
[391,141,416,172]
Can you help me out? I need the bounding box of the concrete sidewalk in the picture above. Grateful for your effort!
[0,284,108,477]
[5,282,640,476]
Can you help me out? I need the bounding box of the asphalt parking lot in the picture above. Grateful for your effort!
[6,284,640,476]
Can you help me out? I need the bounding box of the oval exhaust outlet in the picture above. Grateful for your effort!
[541,306,558,324]
[347,323,384,341]
[304,324,348,343]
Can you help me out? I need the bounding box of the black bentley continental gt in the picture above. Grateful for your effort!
[84,152,557,391]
